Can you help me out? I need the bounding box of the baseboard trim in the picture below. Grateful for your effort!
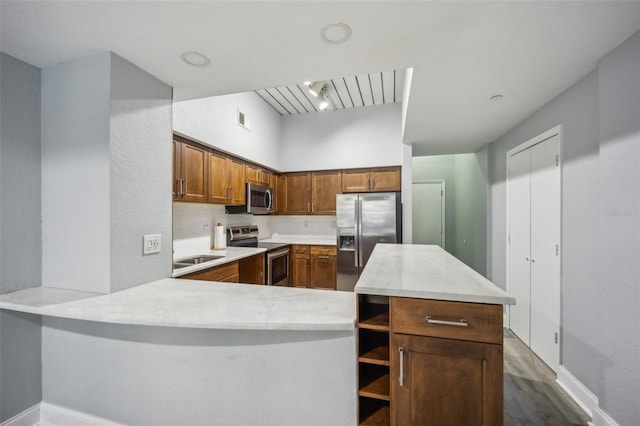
[590,406,620,426]
[556,366,598,417]
[40,402,125,426]
[556,366,620,426]
[0,403,40,426]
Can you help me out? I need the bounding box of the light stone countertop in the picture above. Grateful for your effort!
[172,246,266,278]
[0,279,356,331]
[260,233,336,246]
[355,244,516,305]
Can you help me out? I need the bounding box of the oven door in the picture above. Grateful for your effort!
[267,248,289,286]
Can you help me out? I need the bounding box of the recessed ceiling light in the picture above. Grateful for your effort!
[320,23,352,45]
[303,81,312,86]
[181,51,210,67]
[308,81,327,97]
[490,94,504,101]
[319,100,329,110]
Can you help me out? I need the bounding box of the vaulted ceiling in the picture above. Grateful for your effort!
[2,1,639,155]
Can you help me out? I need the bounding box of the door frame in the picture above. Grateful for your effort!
[412,180,446,248]
[506,125,563,369]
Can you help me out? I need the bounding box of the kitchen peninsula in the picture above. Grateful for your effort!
[0,244,513,426]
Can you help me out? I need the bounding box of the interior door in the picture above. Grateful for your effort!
[529,134,561,371]
[508,149,532,345]
[412,182,444,247]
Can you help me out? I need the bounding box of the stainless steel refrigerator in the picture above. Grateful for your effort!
[336,192,402,291]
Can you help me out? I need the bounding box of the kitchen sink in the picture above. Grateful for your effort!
[173,255,225,269]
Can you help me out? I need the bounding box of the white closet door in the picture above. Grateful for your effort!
[529,134,561,371]
[507,149,531,345]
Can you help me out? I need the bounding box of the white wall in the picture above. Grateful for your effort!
[109,54,173,292]
[42,317,357,426]
[173,91,282,170]
[41,53,112,293]
[280,103,403,172]
[0,52,43,422]
[487,30,640,425]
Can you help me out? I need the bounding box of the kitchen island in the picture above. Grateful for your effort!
[354,244,515,425]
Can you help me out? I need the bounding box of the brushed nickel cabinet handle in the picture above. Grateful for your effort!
[183,179,188,197]
[318,255,330,259]
[399,346,405,387]
[426,316,468,327]
[307,202,311,213]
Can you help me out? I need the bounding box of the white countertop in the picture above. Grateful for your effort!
[260,233,336,246]
[0,279,356,331]
[172,245,266,278]
[355,244,515,305]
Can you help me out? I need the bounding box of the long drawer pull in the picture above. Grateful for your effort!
[318,255,330,259]
[399,346,404,387]
[426,316,468,327]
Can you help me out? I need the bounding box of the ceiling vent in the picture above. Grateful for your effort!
[237,110,250,130]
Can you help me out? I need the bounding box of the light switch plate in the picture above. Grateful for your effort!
[143,234,161,255]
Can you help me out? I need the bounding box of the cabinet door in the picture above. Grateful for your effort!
[311,171,342,215]
[180,142,208,202]
[227,158,246,205]
[341,169,370,193]
[310,254,336,290]
[173,140,182,200]
[208,151,229,204]
[371,167,401,192]
[283,173,311,215]
[290,245,309,287]
[391,333,503,426]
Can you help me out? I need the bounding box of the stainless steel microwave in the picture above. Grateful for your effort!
[226,183,274,215]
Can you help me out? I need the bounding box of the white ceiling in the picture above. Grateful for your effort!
[2,1,639,156]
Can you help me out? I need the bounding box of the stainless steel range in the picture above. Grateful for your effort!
[227,226,290,286]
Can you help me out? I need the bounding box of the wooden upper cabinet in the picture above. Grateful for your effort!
[283,173,312,215]
[342,166,401,193]
[227,158,246,205]
[341,169,370,193]
[246,164,271,186]
[311,171,342,215]
[208,152,245,205]
[174,138,208,203]
[208,151,228,204]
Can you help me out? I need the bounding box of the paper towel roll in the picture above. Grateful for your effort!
[213,223,226,250]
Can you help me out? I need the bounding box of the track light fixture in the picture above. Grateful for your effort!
[308,81,327,97]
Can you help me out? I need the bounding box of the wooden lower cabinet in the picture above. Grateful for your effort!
[290,245,337,290]
[238,254,265,285]
[390,334,502,426]
[356,295,504,426]
[290,245,310,288]
[183,261,239,283]
[181,254,265,285]
[309,246,337,290]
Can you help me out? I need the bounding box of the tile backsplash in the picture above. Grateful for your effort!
[172,203,336,247]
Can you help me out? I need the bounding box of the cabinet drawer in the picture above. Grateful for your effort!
[310,245,337,256]
[183,261,239,282]
[292,245,309,255]
[391,298,503,344]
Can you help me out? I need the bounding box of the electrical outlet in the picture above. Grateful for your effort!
[330,221,336,229]
[143,234,161,255]
[203,225,209,234]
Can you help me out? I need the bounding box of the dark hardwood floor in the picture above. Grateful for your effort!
[504,329,590,425]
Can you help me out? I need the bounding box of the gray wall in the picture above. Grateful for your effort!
[41,53,112,293]
[42,317,357,426]
[412,152,488,275]
[41,52,173,294]
[488,31,639,425]
[0,53,43,421]
[109,53,173,292]
[595,31,639,425]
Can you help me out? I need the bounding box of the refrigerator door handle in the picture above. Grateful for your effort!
[357,198,364,269]
[353,200,359,268]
